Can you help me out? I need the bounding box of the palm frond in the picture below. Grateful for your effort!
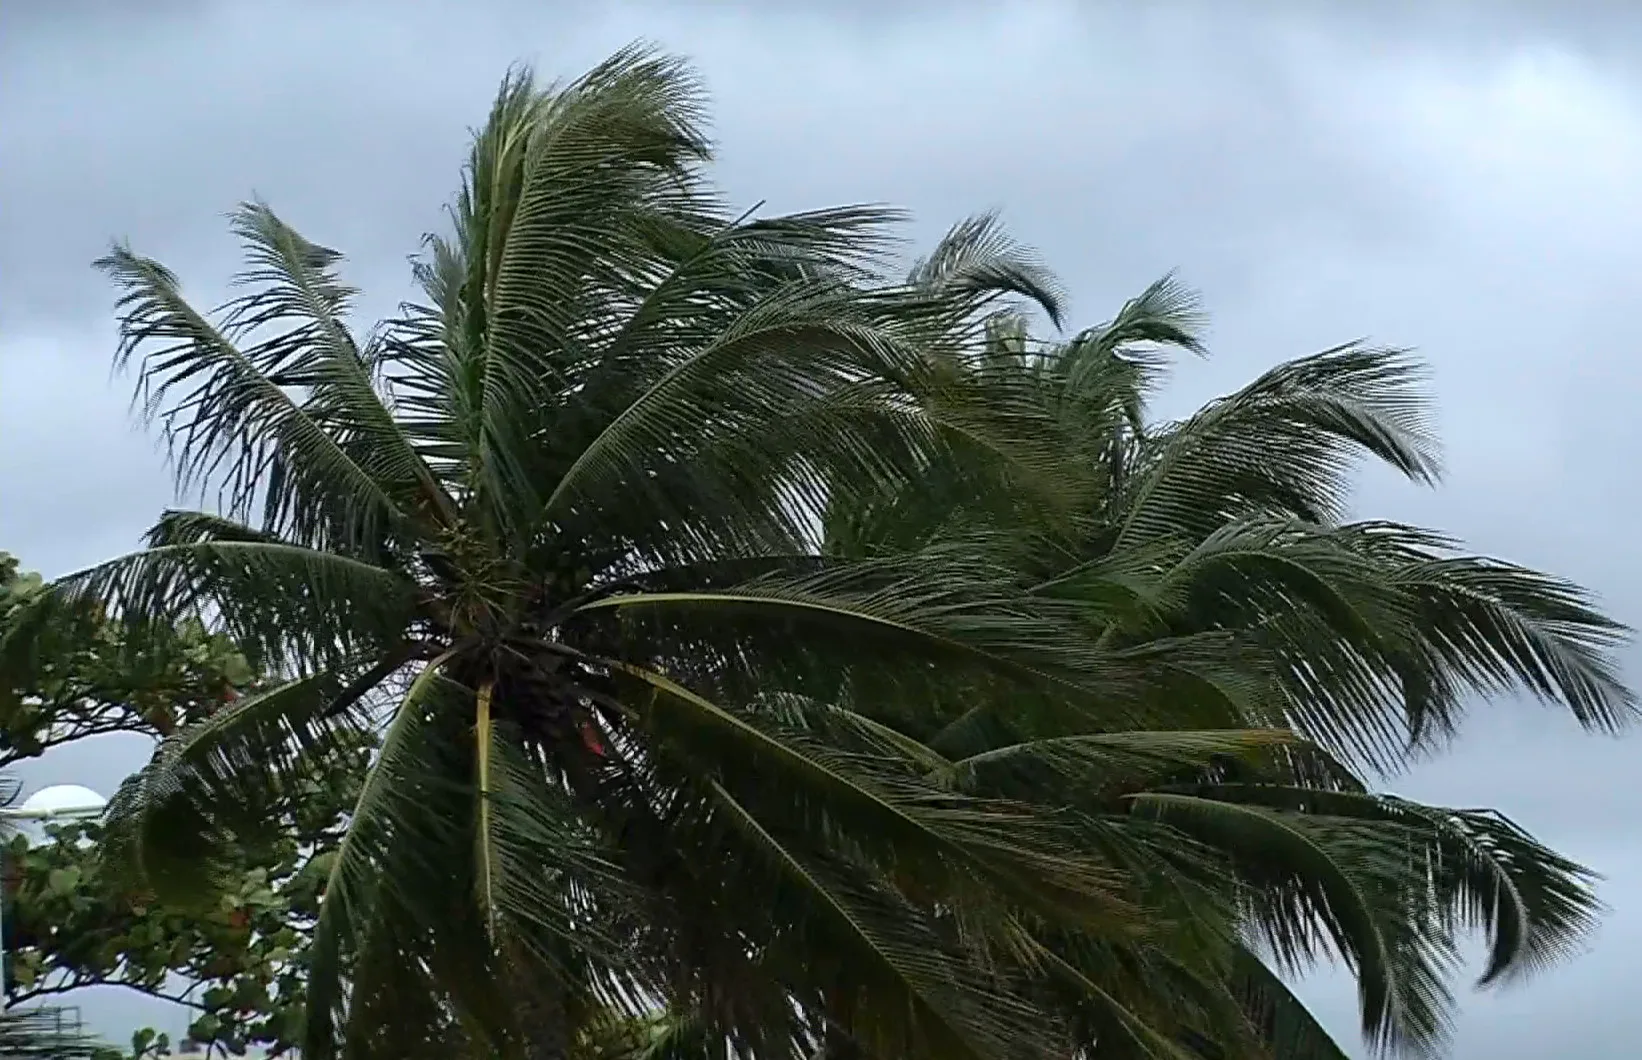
[941,728,1350,799]
[1066,272,1207,371]
[1126,793,1399,1051]
[47,533,417,672]
[706,780,1065,1060]
[95,245,412,555]
[1381,542,1634,738]
[100,657,405,905]
[1115,345,1441,548]
[539,276,938,548]
[1175,786,1602,988]
[226,201,458,529]
[579,543,1153,712]
[907,212,1067,328]
[434,46,720,539]
[605,658,1126,924]
[1028,939,1201,1060]
[305,656,465,1059]
[1224,946,1355,1060]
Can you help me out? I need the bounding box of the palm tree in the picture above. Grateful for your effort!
[20,45,1627,1060]
[20,47,1194,1060]
[812,216,1634,1057]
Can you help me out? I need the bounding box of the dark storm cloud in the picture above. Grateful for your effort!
[3,2,1640,1055]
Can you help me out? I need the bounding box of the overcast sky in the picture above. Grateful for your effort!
[4,1,1641,1055]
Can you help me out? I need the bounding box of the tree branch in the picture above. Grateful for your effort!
[0,719,157,769]
[8,977,210,1012]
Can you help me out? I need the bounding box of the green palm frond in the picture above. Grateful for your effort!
[1369,534,1633,737]
[1115,344,1441,550]
[1127,792,1399,1049]
[1029,940,1208,1060]
[939,728,1353,800]
[1175,786,1602,987]
[705,781,1065,1060]
[1221,947,1354,1060]
[1055,273,1208,455]
[430,47,721,539]
[46,533,416,672]
[608,660,1128,924]
[227,200,458,529]
[305,657,472,1057]
[540,277,936,543]
[907,212,1067,328]
[1138,516,1634,765]
[1125,782,1605,1056]
[571,1002,727,1060]
[94,246,413,557]
[101,659,403,905]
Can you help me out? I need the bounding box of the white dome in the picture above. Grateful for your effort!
[16,784,106,818]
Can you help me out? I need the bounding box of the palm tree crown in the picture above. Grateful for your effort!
[828,241,1634,1055]
[17,45,1630,1060]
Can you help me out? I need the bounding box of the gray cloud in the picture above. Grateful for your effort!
[3,1,1639,1054]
